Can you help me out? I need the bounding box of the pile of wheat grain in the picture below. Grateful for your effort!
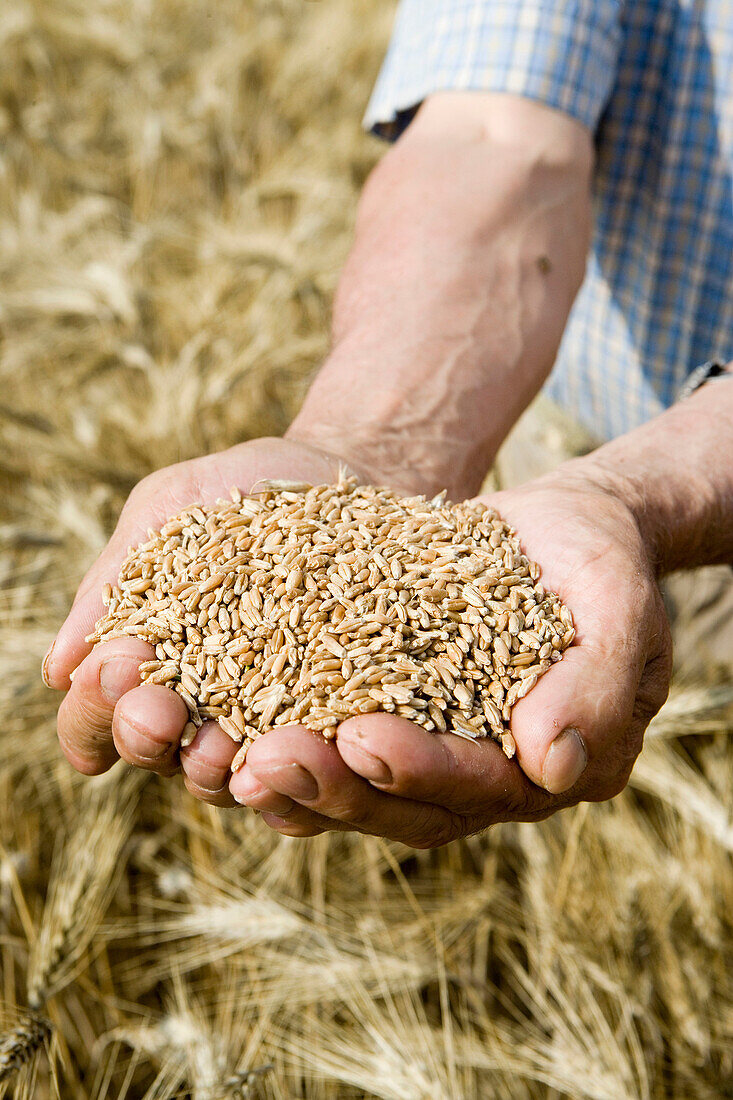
[87,477,574,766]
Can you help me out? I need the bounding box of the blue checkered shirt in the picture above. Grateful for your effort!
[364,0,733,441]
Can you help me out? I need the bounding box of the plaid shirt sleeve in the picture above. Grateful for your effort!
[364,0,623,139]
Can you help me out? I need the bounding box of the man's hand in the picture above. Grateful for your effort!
[46,434,671,840]
[227,464,673,844]
[43,437,359,807]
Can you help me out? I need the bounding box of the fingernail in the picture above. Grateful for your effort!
[41,643,55,687]
[265,763,318,801]
[542,727,587,794]
[231,771,297,814]
[262,814,294,828]
[99,658,140,702]
[348,746,392,784]
[196,778,229,795]
[231,771,265,804]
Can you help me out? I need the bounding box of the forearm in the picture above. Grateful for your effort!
[288,93,593,499]
[579,370,733,573]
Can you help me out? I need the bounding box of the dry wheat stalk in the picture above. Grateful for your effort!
[0,1012,51,1085]
[88,477,574,767]
[26,769,146,1010]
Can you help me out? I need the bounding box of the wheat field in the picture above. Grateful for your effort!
[1,2,732,1097]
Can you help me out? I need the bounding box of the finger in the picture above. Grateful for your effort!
[608,647,673,792]
[234,766,348,835]
[336,714,555,820]
[231,725,466,847]
[232,765,348,834]
[507,614,654,795]
[56,638,154,775]
[635,647,673,725]
[112,683,189,777]
[478,488,671,797]
[179,722,239,807]
[227,765,299,817]
[260,812,326,838]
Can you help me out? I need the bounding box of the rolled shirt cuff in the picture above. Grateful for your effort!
[364,0,622,140]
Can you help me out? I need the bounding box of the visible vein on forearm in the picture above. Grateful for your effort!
[288,93,593,499]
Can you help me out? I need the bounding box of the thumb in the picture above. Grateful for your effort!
[42,519,155,692]
[508,629,643,794]
[42,471,200,691]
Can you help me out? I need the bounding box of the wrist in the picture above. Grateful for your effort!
[516,454,659,573]
[560,455,660,569]
[286,392,462,498]
[566,369,733,575]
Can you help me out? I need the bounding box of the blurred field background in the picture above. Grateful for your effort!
[1,1,732,1097]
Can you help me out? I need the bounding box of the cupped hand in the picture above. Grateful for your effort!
[44,437,355,806]
[48,443,672,842]
[229,462,673,845]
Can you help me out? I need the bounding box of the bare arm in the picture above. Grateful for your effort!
[288,91,594,499]
[290,87,733,567]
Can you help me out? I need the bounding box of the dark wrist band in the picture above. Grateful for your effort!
[677,359,732,402]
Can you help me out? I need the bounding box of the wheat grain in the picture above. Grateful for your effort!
[0,1013,52,1084]
[88,477,574,768]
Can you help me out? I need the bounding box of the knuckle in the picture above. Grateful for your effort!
[112,724,177,771]
[587,723,644,804]
[58,693,109,746]
[655,607,673,659]
[265,816,324,838]
[57,716,116,774]
[183,761,227,791]
[118,751,174,775]
[491,779,560,823]
[341,796,381,832]
[501,780,542,820]
[186,783,233,807]
[459,813,494,839]
[401,805,464,849]
[59,745,110,776]
[619,718,645,762]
